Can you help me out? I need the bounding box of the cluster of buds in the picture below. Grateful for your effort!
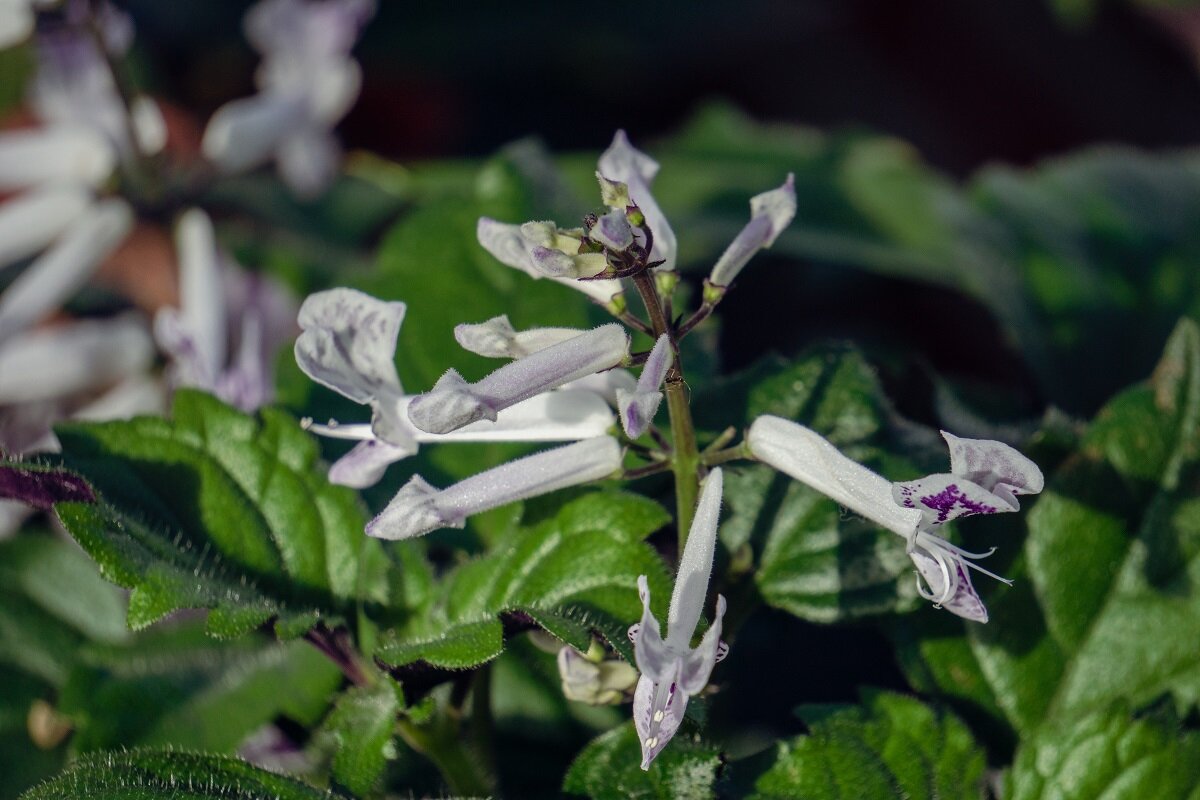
[295,130,1044,768]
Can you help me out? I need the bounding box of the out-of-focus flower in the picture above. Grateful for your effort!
[558,643,639,706]
[629,468,728,769]
[0,0,54,50]
[747,416,1044,622]
[201,0,374,196]
[366,436,623,540]
[295,288,615,488]
[0,4,163,344]
[154,209,296,412]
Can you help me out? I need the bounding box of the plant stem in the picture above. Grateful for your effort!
[702,443,750,468]
[632,270,701,550]
[395,716,495,798]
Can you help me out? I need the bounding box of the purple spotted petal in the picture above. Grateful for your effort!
[892,473,1009,527]
[633,667,688,771]
[941,431,1045,509]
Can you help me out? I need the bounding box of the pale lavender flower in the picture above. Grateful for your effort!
[476,217,624,307]
[708,174,796,288]
[406,324,629,435]
[0,0,44,49]
[747,416,1044,623]
[155,209,297,412]
[295,289,615,488]
[617,333,672,439]
[366,436,622,540]
[454,315,585,359]
[629,467,728,769]
[202,0,374,196]
[598,131,676,272]
[590,208,635,252]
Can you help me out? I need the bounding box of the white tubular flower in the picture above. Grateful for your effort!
[477,217,625,307]
[202,0,374,196]
[365,436,622,540]
[597,130,676,272]
[0,199,132,344]
[407,324,630,435]
[0,0,37,49]
[630,468,728,770]
[454,315,585,359]
[708,174,796,288]
[617,333,672,439]
[295,289,616,488]
[155,209,296,411]
[0,184,91,266]
[747,416,1044,623]
[0,127,114,191]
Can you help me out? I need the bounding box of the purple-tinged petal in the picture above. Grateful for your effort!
[564,368,638,406]
[407,324,629,434]
[616,333,672,438]
[591,209,634,252]
[328,438,416,489]
[680,594,726,694]
[747,415,922,537]
[709,174,796,288]
[892,473,1009,527]
[631,575,670,681]
[277,126,340,198]
[0,185,91,267]
[0,199,132,344]
[477,217,626,306]
[454,315,584,359]
[294,288,405,404]
[365,436,622,539]
[667,468,722,649]
[598,130,676,272]
[941,430,1044,509]
[909,545,988,623]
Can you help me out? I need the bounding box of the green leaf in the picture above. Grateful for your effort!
[59,623,342,754]
[563,722,723,800]
[897,319,1200,738]
[1007,708,1200,800]
[321,681,401,797]
[52,390,386,639]
[375,491,672,676]
[747,691,985,800]
[713,348,929,622]
[0,536,127,686]
[20,749,337,800]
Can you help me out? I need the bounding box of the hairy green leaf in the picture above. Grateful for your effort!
[564,722,723,800]
[1007,708,1200,800]
[20,749,336,800]
[321,681,401,797]
[59,623,341,754]
[375,491,672,676]
[52,390,386,639]
[748,691,985,800]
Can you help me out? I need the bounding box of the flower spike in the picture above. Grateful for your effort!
[747,415,1043,623]
[598,130,676,272]
[366,436,622,540]
[407,324,630,434]
[631,468,728,769]
[617,333,672,438]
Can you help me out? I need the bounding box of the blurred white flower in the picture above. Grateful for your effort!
[155,209,298,412]
[202,0,375,196]
[0,0,55,50]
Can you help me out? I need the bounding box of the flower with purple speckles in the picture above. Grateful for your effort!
[629,468,729,769]
[747,416,1044,623]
